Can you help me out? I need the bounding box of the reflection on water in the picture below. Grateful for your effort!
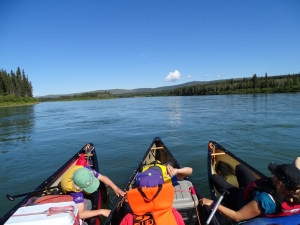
[0,106,34,145]
[167,97,182,126]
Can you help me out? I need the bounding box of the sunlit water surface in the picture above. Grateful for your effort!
[0,93,299,218]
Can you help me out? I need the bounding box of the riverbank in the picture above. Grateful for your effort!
[0,102,39,107]
[0,96,38,107]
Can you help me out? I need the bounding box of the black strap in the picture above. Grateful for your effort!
[252,178,285,204]
[137,184,162,201]
[133,212,155,225]
[151,160,163,166]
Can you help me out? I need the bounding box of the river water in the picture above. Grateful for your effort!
[0,93,299,218]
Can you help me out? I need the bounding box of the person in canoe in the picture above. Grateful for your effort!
[120,168,185,225]
[138,160,193,186]
[200,157,300,222]
[119,161,192,225]
[61,165,125,219]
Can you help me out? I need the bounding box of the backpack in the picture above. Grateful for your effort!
[141,160,171,183]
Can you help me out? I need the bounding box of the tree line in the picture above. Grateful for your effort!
[37,91,115,102]
[1,67,300,105]
[0,67,36,106]
[0,67,33,97]
[116,73,300,98]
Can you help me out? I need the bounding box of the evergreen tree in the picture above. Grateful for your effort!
[0,67,33,97]
[252,74,257,89]
[264,73,269,89]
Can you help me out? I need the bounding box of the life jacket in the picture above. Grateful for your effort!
[120,208,184,225]
[243,178,300,217]
[127,182,177,225]
[61,165,84,193]
[142,161,171,183]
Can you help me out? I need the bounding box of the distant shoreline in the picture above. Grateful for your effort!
[0,102,39,107]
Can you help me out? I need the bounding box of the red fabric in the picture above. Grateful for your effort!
[264,201,300,217]
[172,208,185,225]
[120,213,133,225]
[242,178,264,201]
[120,208,184,225]
[76,153,88,166]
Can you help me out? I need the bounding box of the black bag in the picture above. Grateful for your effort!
[216,161,235,179]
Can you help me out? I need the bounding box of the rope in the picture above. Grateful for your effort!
[12,205,79,224]
[175,186,222,225]
[174,189,192,192]
[174,186,202,225]
[12,211,46,217]
[117,192,127,209]
[190,186,201,225]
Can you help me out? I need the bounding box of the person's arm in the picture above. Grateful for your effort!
[167,164,193,180]
[77,202,111,219]
[98,174,125,197]
[200,198,261,222]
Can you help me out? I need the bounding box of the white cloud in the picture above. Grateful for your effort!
[186,75,193,79]
[205,74,209,77]
[165,70,181,82]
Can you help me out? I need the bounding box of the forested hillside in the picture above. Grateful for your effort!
[117,73,300,97]
[37,91,115,102]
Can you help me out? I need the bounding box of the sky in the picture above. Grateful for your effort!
[0,1,299,97]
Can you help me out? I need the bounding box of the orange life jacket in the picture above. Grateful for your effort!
[127,182,177,225]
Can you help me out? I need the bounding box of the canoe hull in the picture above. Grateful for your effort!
[242,214,300,225]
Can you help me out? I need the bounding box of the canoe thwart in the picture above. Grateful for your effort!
[211,153,226,156]
[150,147,164,150]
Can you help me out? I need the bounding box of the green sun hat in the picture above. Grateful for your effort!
[72,167,100,193]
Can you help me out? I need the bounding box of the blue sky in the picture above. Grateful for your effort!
[1,1,299,96]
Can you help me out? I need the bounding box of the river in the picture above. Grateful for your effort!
[0,93,299,218]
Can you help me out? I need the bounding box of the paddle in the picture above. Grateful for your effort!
[205,189,229,225]
[6,185,60,201]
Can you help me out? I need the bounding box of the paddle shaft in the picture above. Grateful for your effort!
[6,185,60,201]
[205,190,229,225]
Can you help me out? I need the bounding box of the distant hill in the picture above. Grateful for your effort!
[109,81,208,94]
[33,73,300,98]
[38,81,208,98]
